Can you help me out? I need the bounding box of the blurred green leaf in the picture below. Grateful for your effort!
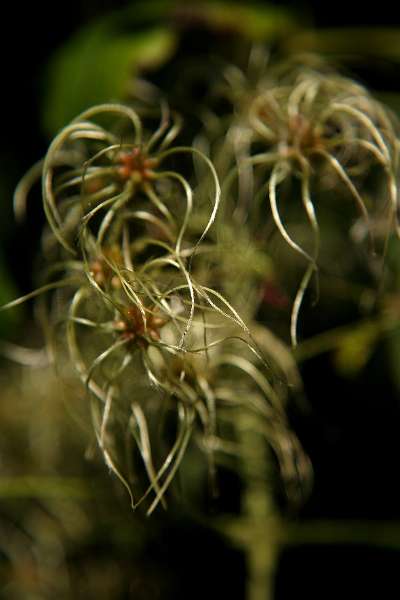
[172,1,298,41]
[42,1,299,136]
[285,28,400,62]
[295,319,382,373]
[333,322,378,377]
[0,476,91,499]
[43,23,177,135]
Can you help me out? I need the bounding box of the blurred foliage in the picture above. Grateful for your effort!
[0,364,247,599]
[284,28,400,62]
[43,24,177,135]
[171,1,298,40]
[42,0,299,135]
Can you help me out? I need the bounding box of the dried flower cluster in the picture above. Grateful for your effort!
[212,54,400,343]
[6,53,398,512]
[4,95,310,512]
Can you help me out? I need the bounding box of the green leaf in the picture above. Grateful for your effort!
[333,322,378,377]
[42,1,299,136]
[285,27,400,62]
[0,476,90,499]
[177,1,298,41]
[43,23,177,135]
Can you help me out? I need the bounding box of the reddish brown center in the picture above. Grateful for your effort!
[286,114,321,153]
[116,147,157,182]
[114,306,167,347]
